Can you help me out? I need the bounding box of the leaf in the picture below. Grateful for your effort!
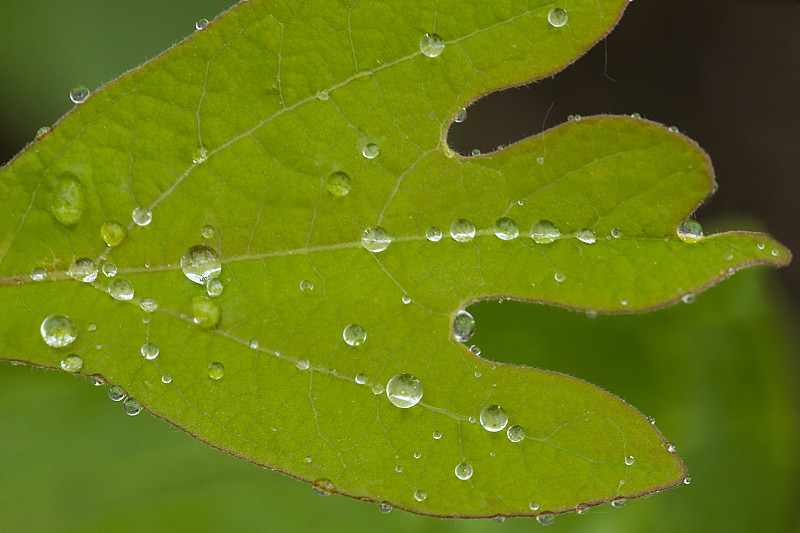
[0,0,790,520]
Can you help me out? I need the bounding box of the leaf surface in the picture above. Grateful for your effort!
[0,0,789,518]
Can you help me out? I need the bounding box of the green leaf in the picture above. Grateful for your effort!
[0,0,790,519]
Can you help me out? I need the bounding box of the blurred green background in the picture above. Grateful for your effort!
[1,1,799,532]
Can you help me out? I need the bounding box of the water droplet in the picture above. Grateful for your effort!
[140,297,158,312]
[676,219,703,242]
[108,278,134,301]
[586,310,598,319]
[60,355,83,372]
[299,279,314,292]
[454,108,467,123]
[611,227,622,238]
[296,358,310,370]
[537,513,556,525]
[141,342,159,360]
[450,219,476,242]
[343,323,367,346]
[192,296,221,329]
[30,267,48,281]
[414,489,427,501]
[68,258,98,283]
[413,452,422,459]
[386,373,423,408]
[315,89,329,101]
[771,248,779,257]
[724,252,734,261]
[576,504,590,514]
[646,416,656,425]
[102,263,118,278]
[493,217,519,240]
[192,147,209,164]
[69,85,90,104]
[40,314,78,347]
[355,373,367,384]
[530,220,560,244]
[547,7,568,27]
[454,462,473,480]
[304,456,312,463]
[756,242,765,250]
[361,226,392,252]
[313,478,335,496]
[370,382,383,395]
[207,361,225,380]
[554,271,566,282]
[453,310,476,343]
[123,397,141,416]
[529,502,540,511]
[419,33,445,57]
[379,503,392,513]
[480,405,509,432]
[624,455,634,466]
[536,156,544,165]
[474,370,482,377]
[206,277,224,297]
[161,374,172,384]
[631,112,642,119]
[506,424,525,442]
[667,442,676,453]
[36,126,50,138]
[469,345,481,355]
[132,207,152,226]
[326,171,351,196]
[181,245,222,284]
[395,465,403,473]
[620,299,628,306]
[108,385,125,402]
[362,143,380,159]
[425,226,443,242]
[668,126,680,133]
[49,177,84,226]
[575,228,596,244]
[101,221,126,246]
[611,498,627,508]
[201,224,216,239]
[471,148,481,156]
[432,430,442,440]
[196,18,209,30]
[683,475,692,485]
[86,323,97,332]
[682,293,696,304]
[469,416,476,424]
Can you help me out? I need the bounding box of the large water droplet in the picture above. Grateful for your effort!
[207,361,225,380]
[30,267,48,281]
[454,462,473,480]
[100,221,126,246]
[50,177,84,226]
[676,219,703,242]
[450,219,476,242]
[453,310,475,343]
[326,171,351,197]
[425,226,443,242]
[40,314,78,347]
[493,217,519,240]
[132,207,152,226]
[108,278,134,300]
[69,85,90,104]
[414,489,427,502]
[507,424,525,442]
[313,478,335,496]
[68,258,98,283]
[419,33,445,57]
[102,263,117,278]
[206,277,224,297]
[192,296,221,329]
[386,373,423,408]
[479,405,508,432]
[361,226,391,252]
[181,245,222,284]
[108,385,125,401]
[537,513,556,525]
[362,143,380,159]
[547,8,568,27]
[454,108,467,123]
[530,220,560,244]
[123,397,141,416]
[141,342,159,360]
[60,355,83,372]
[343,323,367,346]
[575,228,596,244]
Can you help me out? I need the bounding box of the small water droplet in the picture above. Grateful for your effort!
[326,171,351,196]
[68,258,98,283]
[378,503,392,514]
[611,498,627,508]
[101,221,127,246]
[419,33,445,57]
[108,385,125,402]
[191,296,221,329]
[624,455,634,466]
[304,456,312,463]
[371,382,384,395]
[108,278,134,301]
[161,374,172,384]
[425,226,443,242]
[361,226,392,252]
[586,310,598,319]
[60,355,83,372]
[529,502,540,511]
[201,224,216,239]
[141,342,159,360]
[536,156,545,165]
[631,112,642,119]
[49,177,84,226]
[299,279,314,293]
[771,248,779,257]
[667,442,676,453]
[30,267,48,281]
[196,18,209,30]
[313,478,335,496]
[102,263,118,278]
[414,489,427,501]
[343,323,367,346]
[676,219,703,242]
[620,299,628,306]
[449,219,476,242]
[86,323,97,332]
[36,126,50,138]
[192,147,208,164]
[724,252,734,261]
[575,228,596,244]
[474,370,482,377]
[453,310,476,343]
[576,504,590,514]
[683,475,692,485]
[296,358,310,370]
[531,220,561,243]
[315,89,329,101]
[355,373,367,384]
[537,513,556,525]
[140,297,158,313]
[469,345,481,355]
[132,207,152,226]
[432,430,442,440]
[395,465,403,473]
[413,452,422,459]
[454,108,467,123]
[471,148,481,157]
[611,227,622,238]
[386,373,423,408]
[123,397,141,416]
[454,462,473,480]
[40,314,78,347]
[547,7,568,27]
[554,271,566,282]
[506,424,525,442]
[756,242,765,250]
[493,217,519,240]
[362,143,380,159]
[207,361,225,380]
[181,245,222,284]
[69,85,90,104]
[480,405,509,432]
[469,416,476,424]
[646,416,656,425]
[206,277,224,297]
[682,293,696,304]
[669,126,680,133]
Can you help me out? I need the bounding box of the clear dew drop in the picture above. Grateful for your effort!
[207,361,225,380]
[414,489,427,502]
[667,442,676,453]
[304,456,312,463]
[60,355,83,372]
[30,267,48,281]
[196,18,209,30]
[575,228,596,244]
[206,277,224,297]
[355,373,367,384]
[371,382,384,395]
[362,143,380,159]
[69,85,90,104]
[386,373,423,408]
[676,219,703,242]
[343,323,367,346]
[530,220,561,243]
[102,263,117,278]
[547,7,568,27]
[313,478,335,496]
[536,156,545,165]
[576,504,590,515]
[192,147,208,164]
[611,498,627,508]
[361,226,392,252]
[624,455,635,466]
[326,171,351,196]
[201,225,216,239]
[425,226,443,242]
[471,148,481,157]
[395,465,403,473]
[413,452,422,459]
[537,513,556,526]
[554,271,566,283]
[529,502,540,511]
[132,207,152,226]
[684,475,692,485]
[101,221,126,246]
[454,462,473,480]
[682,293,696,304]
[506,424,525,442]
[771,248,779,257]
[757,242,765,250]
[449,219,476,242]
[379,503,392,514]
[141,342,159,360]
[296,358,310,370]
[161,374,172,384]
[40,314,78,348]
[300,279,314,292]
[192,296,221,329]
[401,295,411,305]
[480,405,509,432]
[454,108,467,123]
[469,345,481,355]
[453,310,476,343]
[469,416,476,424]
[181,245,222,284]
[419,32,445,57]
[49,177,84,226]
[315,89,329,101]
[36,126,50,138]
[611,227,622,238]
[140,297,158,313]
[108,278,134,301]
[586,310,598,319]
[123,397,141,416]
[108,385,125,402]
[432,430,442,440]
[68,257,98,283]
[493,217,519,240]
[86,323,97,332]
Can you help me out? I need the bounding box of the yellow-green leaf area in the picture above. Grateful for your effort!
[0,0,790,519]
